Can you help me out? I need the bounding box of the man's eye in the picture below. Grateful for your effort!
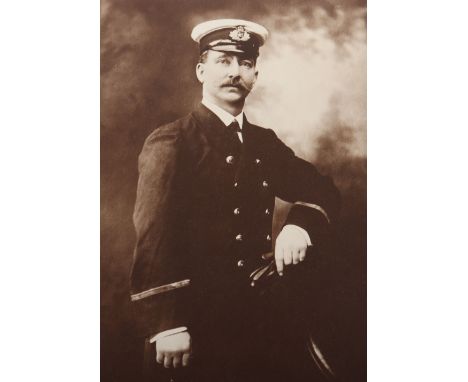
[217,58,230,64]
[240,61,253,68]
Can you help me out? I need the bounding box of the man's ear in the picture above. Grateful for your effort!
[195,63,204,83]
[252,69,259,87]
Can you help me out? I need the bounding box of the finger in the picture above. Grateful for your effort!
[172,354,182,368]
[299,248,306,262]
[292,248,300,264]
[283,248,292,266]
[275,244,284,276]
[163,354,173,368]
[156,350,164,364]
[182,353,191,367]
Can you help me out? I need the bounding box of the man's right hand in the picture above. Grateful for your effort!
[156,331,192,368]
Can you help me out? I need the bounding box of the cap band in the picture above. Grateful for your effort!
[199,26,261,57]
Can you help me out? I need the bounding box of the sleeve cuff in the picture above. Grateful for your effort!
[130,281,191,338]
[149,326,188,343]
[284,203,331,245]
[294,202,330,223]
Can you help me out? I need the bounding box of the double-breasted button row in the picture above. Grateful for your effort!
[227,156,261,166]
[234,234,270,242]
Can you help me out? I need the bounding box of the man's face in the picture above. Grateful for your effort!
[196,50,258,106]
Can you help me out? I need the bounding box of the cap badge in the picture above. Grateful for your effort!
[229,26,250,41]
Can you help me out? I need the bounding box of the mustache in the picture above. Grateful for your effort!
[221,80,252,91]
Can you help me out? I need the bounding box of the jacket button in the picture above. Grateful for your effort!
[255,158,261,165]
[226,155,235,164]
[266,234,271,241]
[262,180,269,188]
[265,208,271,215]
[235,234,243,241]
[237,260,245,267]
[233,182,238,188]
[233,208,240,215]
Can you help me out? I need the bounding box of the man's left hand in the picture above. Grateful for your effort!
[274,225,309,276]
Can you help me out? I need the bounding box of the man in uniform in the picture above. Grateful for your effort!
[130,19,341,381]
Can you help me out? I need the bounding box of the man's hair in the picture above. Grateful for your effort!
[199,50,209,64]
[198,50,257,65]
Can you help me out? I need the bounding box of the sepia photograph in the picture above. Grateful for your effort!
[101,0,366,381]
[4,2,468,382]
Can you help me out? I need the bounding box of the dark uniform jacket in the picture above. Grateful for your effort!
[130,103,341,339]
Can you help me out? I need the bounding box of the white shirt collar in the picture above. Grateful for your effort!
[202,98,244,129]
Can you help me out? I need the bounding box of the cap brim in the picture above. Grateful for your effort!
[209,45,246,53]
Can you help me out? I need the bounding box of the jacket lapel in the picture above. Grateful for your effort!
[191,103,234,151]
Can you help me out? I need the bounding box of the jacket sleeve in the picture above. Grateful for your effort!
[129,126,191,338]
[266,129,341,244]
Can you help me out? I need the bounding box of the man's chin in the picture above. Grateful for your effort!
[220,90,248,103]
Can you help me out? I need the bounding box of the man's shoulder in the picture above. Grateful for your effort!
[145,113,196,142]
[245,122,296,159]
[141,112,206,154]
[246,121,281,144]
[247,121,274,134]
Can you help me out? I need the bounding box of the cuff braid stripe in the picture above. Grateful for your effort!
[130,279,191,301]
[294,202,330,223]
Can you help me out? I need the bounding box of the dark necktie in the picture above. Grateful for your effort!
[228,120,242,144]
[229,120,242,133]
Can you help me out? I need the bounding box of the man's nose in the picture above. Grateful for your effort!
[227,59,240,78]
